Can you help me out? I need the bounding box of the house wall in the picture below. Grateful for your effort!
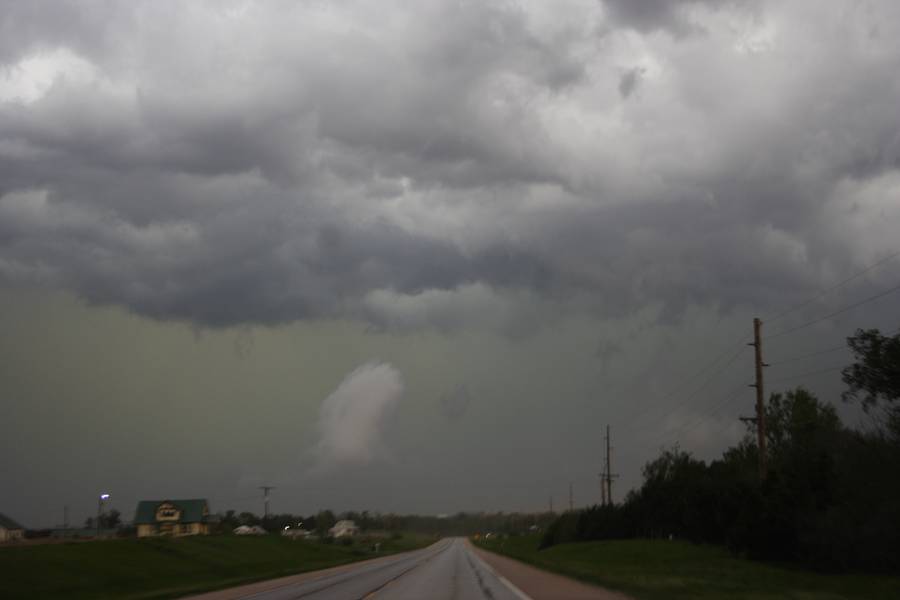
[137,524,156,538]
[0,527,24,542]
[137,522,208,537]
[184,522,209,535]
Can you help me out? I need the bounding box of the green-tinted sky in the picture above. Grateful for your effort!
[2,1,900,527]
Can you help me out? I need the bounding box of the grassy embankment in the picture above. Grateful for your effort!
[475,535,900,600]
[0,533,432,600]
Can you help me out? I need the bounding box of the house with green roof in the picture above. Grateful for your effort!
[134,499,212,537]
[0,512,25,542]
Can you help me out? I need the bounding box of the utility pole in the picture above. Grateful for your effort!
[744,317,769,480]
[569,482,574,512]
[604,425,618,505]
[97,493,109,538]
[599,473,607,506]
[259,486,275,520]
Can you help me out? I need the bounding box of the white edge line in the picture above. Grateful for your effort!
[465,541,534,600]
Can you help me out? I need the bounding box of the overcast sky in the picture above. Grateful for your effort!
[2,0,900,528]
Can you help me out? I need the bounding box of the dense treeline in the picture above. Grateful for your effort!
[217,508,555,538]
[542,328,900,573]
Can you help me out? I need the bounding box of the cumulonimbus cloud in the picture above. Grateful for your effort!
[1,1,899,332]
[312,362,404,471]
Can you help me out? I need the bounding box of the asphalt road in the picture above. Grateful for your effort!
[187,538,631,600]
[193,538,527,600]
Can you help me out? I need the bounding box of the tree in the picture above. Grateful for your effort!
[101,509,121,529]
[238,511,260,526]
[748,388,846,560]
[634,446,712,541]
[304,514,317,532]
[220,510,238,529]
[316,510,336,537]
[766,387,842,466]
[842,328,900,434]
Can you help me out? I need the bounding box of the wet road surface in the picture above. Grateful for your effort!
[187,538,527,600]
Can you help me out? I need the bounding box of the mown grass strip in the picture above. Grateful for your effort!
[475,535,900,600]
[0,533,432,599]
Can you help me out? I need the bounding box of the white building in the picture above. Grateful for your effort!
[282,527,311,539]
[233,525,267,535]
[329,520,359,538]
[0,513,25,542]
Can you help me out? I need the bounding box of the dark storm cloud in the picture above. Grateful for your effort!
[618,66,645,98]
[1,0,899,331]
[0,0,125,64]
[601,0,741,37]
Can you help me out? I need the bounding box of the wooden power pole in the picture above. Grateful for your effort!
[604,425,618,505]
[749,317,768,480]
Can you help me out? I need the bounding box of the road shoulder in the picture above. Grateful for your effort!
[470,542,633,600]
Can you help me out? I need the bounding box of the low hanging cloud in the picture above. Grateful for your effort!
[312,362,404,471]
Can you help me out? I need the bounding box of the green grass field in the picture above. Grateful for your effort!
[476,535,900,600]
[0,533,432,600]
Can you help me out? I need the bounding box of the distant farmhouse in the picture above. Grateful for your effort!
[329,519,359,538]
[134,499,213,537]
[0,513,25,542]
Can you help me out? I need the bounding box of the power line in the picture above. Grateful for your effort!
[767,364,844,386]
[625,333,749,427]
[650,254,899,430]
[763,249,900,325]
[766,281,900,340]
[626,255,899,472]
[634,344,749,430]
[767,343,848,366]
[621,344,749,462]
[657,382,748,447]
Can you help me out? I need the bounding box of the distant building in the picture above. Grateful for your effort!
[134,499,212,538]
[233,525,267,535]
[51,527,116,540]
[329,520,359,538]
[282,527,311,539]
[0,513,25,542]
